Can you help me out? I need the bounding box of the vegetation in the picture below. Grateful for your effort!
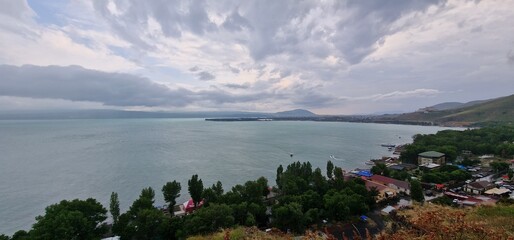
[162,180,181,214]
[410,180,424,203]
[27,198,107,240]
[3,161,381,239]
[400,126,514,164]
[377,204,514,239]
[395,93,514,126]
[110,192,120,224]
[188,174,204,208]
[420,165,471,184]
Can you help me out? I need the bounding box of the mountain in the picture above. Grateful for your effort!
[420,99,491,111]
[273,109,317,117]
[0,109,317,120]
[394,94,514,126]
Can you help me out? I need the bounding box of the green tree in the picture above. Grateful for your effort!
[188,174,204,207]
[410,179,424,203]
[0,235,9,240]
[162,180,181,214]
[490,161,510,173]
[30,198,107,240]
[327,160,334,179]
[110,192,120,224]
[182,204,234,236]
[11,230,29,240]
[276,164,283,187]
[272,202,305,233]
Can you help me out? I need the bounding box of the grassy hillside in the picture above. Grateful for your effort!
[395,94,514,126]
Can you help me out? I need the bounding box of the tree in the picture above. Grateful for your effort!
[30,198,107,240]
[410,180,424,203]
[188,174,204,207]
[110,192,120,224]
[162,180,181,214]
[327,160,334,179]
[182,204,234,236]
[0,235,9,240]
[11,230,29,240]
[272,202,305,233]
[276,164,283,187]
[490,161,510,173]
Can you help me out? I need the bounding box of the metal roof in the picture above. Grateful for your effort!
[418,151,445,158]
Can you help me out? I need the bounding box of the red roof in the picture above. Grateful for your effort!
[370,175,410,190]
[365,180,388,192]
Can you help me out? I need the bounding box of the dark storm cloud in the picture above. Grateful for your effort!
[0,65,342,108]
[0,65,193,107]
[189,66,200,72]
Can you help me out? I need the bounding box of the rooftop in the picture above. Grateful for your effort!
[370,175,410,190]
[418,151,445,158]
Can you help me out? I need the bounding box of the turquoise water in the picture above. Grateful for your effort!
[0,119,452,234]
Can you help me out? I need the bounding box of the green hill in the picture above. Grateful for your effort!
[395,94,514,126]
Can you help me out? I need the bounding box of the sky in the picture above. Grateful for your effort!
[0,0,513,114]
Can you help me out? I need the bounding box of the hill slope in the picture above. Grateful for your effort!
[395,94,514,126]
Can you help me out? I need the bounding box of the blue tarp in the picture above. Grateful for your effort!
[360,215,368,221]
[357,170,373,177]
[457,165,466,170]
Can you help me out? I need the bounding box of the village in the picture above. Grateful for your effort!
[344,145,514,216]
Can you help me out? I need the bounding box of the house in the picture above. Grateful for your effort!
[365,180,396,201]
[464,181,495,195]
[509,159,514,170]
[388,163,417,171]
[370,175,411,195]
[418,151,445,165]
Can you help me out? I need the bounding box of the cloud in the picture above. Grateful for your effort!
[508,50,514,64]
[197,71,216,81]
[2,1,514,114]
[0,65,337,110]
[223,83,250,89]
[0,65,192,107]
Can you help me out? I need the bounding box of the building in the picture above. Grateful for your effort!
[464,181,495,195]
[418,151,445,165]
[369,175,411,195]
[365,180,396,201]
[509,159,514,170]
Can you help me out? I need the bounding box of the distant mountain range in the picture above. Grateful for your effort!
[390,94,514,126]
[0,109,317,120]
[418,99,491,111]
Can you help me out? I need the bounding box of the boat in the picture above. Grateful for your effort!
[365,161,375,165]
[388,147,394,151]
[381,144,396,147]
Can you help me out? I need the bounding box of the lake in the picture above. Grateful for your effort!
[0,119,453,235]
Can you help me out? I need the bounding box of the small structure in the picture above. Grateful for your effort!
[509,159,514,170]
[418,151,445,165]
[370,175,410,195]
[356,170,373,178]
[388,163,417,171]
[381,205,396,215]
[484,188,511,196]
[464,181,495,195]
[183,199,204,213]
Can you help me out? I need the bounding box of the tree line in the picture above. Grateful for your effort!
[1,160,381,240]
[400,126,514,164]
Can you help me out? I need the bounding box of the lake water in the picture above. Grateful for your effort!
[0,119,452,235]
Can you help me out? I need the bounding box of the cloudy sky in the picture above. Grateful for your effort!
[0,0,513,114]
